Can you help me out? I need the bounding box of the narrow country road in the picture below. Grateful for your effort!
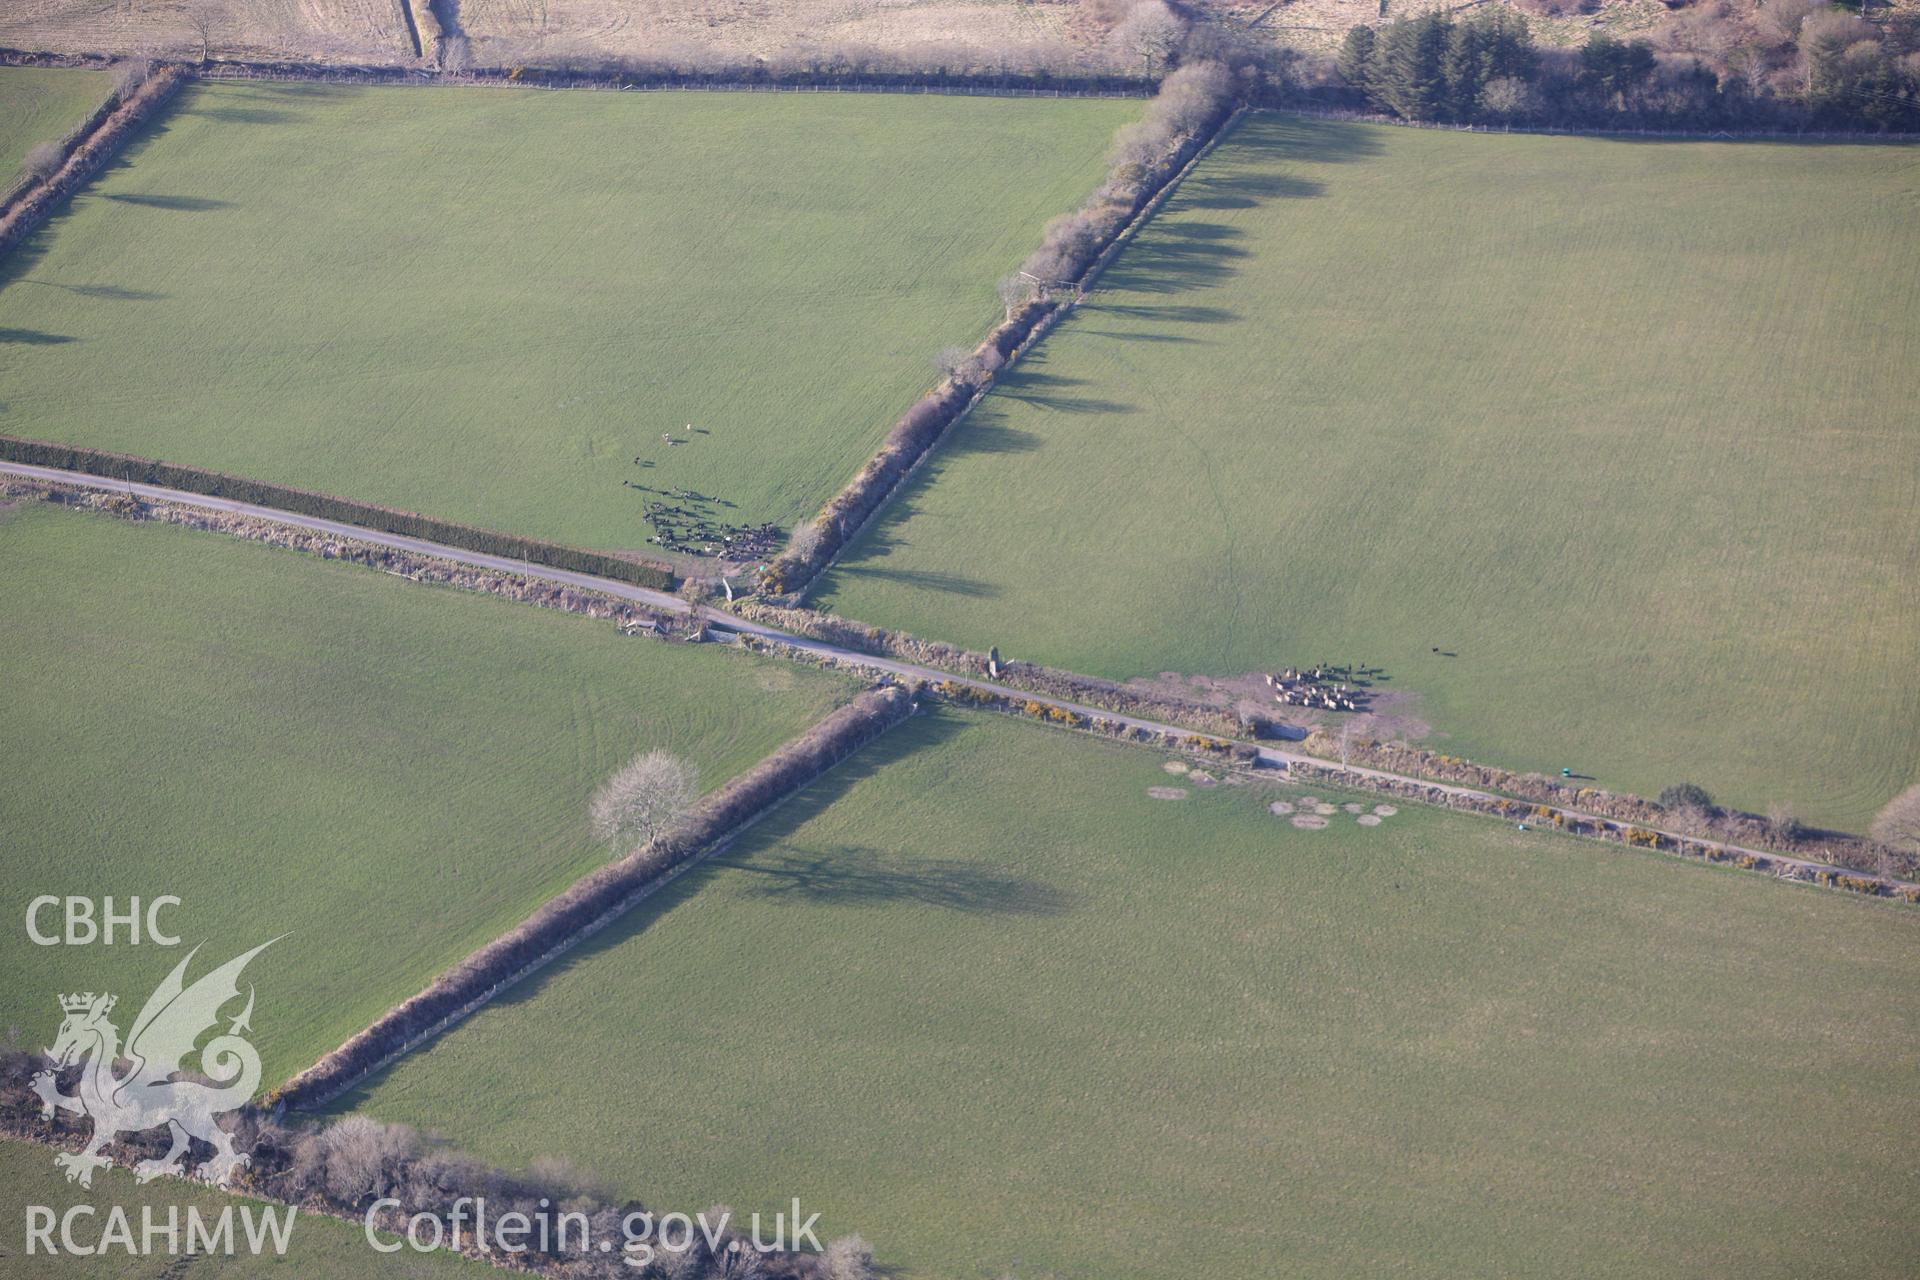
[4,459,1910,892]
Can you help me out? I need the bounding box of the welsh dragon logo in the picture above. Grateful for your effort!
[32,940,276,1188]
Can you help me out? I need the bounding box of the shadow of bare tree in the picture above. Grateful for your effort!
[16,279,166,301]
[104,193,234,212]
[835,565,1001,597]
[716,846,1075,916]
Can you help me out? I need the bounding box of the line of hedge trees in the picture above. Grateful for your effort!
[758,61,1241,599]
[1299,727,1917,882]
[0,67,185,258]
[0,435,675,591]
[0,1067,855,1279]
[275,682,915,1111]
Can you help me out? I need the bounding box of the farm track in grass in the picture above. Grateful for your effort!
[340,707,1920,1280]
[818,111,1920,832]
[0,1138,485,1277]
[0,502,854,1087]
[0,81,1133,558]
[0,67,109,190]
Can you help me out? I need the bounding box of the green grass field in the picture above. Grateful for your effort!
[340,708,1920,1279]
[0,1139,481,1277]
[0,502,851,1085]
[0,67,107,187]
[0,81,1131,554]
[816,113,1920,831]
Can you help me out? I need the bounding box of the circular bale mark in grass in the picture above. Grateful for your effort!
[1163,760,1190,774]
[1356,814,1383,827]
[1148,786,1189,800]
[1291,814,1330,830]
[1373,804,1398,817]
[1298,796,1319,807]
[1268,801,1295,815]
[1315,803,1338,816]
[1189,771,1219,788]
[1343,803,1365,814]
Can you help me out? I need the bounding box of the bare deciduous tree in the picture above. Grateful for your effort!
[590,751,699,856]
[934,345,973,380]
[111,58,152,103]
[1870,785,1920,855]
[1112,0,1186,75]
[184,2,220,64]
[1480,75,1541,118]
[305,1116,418,1204]
[996,273,1033,322]
[24,143,64,180]
[821,1235,877,1280]
[789,519,825,562]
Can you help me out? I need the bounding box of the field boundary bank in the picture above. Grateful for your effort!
[0,71,122,217]
[0,435,674,589]
[0,1089,829,1277]
[0,67,184,260]
[274,684,916,1111]
[743,635,1920,904]
[10,50,1912,139]
[781,105,1250,602]
[761,85,1242,600]
[8,465,1915,896]
[736,600,1920,885]
[0,48,1154,99]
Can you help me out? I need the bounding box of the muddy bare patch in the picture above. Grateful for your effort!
[1124,669,1432,745]
[1268,801,1295,815]
[1148,786,1188,801]
[1356,814,1383,827]
[1291,814,1330,830]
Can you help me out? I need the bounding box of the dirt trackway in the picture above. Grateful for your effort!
[4,460,1911,893]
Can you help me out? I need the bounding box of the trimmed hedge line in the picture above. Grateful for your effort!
[0,1067,839,1279]
[275,683,916,1110]
[8,476,687,635]
[0,434,675,591]
[735,599,1261,740]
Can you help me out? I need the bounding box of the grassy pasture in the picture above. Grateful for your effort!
[0,67,108,188]
[0,502,851,1086]
[0,1139,481,1277]
[341,708,1920,1279]
[0,81,1131,556]
[817,113,1920,831]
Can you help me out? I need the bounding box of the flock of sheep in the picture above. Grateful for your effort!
[1266,664,1379,714]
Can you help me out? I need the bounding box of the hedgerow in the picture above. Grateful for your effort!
[275,683,914,1111]
[0,434,674,590]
